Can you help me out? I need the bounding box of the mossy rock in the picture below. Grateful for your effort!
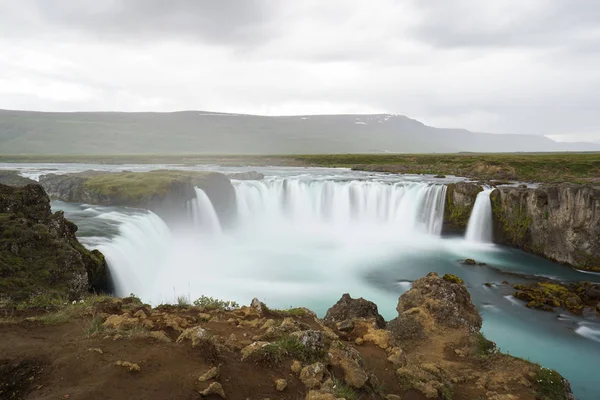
[0,183,109,303]
[442,274,464,284]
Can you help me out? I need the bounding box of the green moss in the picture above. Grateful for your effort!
[443,274,464,284]
[82,170,216,206]
[491,192,531,246]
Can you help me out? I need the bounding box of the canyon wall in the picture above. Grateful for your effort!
[490,184,600,271]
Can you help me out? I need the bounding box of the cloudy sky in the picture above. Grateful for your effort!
[1,0,599,142]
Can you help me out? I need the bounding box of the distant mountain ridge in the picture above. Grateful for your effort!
[0,109,597,154]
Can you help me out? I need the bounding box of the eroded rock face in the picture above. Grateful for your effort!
[491,184,600,271]
[0,183,109,301]
[324,293,386,329]
[443,182,483,233]
[388,272,481,341]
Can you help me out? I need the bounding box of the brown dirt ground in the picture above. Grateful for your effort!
[0,303,540,400]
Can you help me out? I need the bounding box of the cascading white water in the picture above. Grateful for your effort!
[186,187,222,235]
[465,188,493,243]
[95,211,173,298]
[234,179,447,236]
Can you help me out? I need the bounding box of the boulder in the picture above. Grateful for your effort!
[327,341,368,389]
[290,330,326,354]
[324,293,386,329]
[176,326,209,347]
[199,382,227,399]
[300,362,326,389]
[198,366,219,382]
[274,378,287,391]
[394,272,481,333]
[240,341,270,362]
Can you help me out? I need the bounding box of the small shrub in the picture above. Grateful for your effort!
[193,295,239,311]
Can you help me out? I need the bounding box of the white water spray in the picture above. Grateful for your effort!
[187,187,222,235]
[234,179,447,236]
[465,189,493,243]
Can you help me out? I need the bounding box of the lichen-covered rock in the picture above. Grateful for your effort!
[290,330,326,354]
[300,362,326,389]
[115,360,140,372]
[305,390,336,400]
[491,184,600,271]
[176,326,209,347]
[324,293,386,328]
[240,341,270,362]
[327,341,368,388]
[199,381,226,398]
[0,183,109,301]
[395,272,481,333]
[198,366,219,382]
[274,378,287,391]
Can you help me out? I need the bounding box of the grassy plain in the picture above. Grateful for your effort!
[1,152,599,183]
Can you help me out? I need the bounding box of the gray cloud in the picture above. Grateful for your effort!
[411,0,600,52]
[0,0,599,142]
[1,0,274,46]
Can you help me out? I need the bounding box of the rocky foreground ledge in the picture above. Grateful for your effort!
[0,273,573,400]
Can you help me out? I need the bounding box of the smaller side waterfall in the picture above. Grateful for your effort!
[187,188,222,234]
[465,188,493,243]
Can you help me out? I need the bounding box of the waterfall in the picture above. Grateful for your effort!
[186,187,222,235]
[465,189,493,243]
[234,179,447,236]
[95,211,173,298]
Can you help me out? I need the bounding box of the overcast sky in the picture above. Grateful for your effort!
[1,0,599,142]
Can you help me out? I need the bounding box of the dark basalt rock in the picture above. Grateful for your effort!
[490,184,600,272]
[324,293,386,329]
[0,183,109,301]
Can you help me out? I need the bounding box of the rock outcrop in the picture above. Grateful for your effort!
[491,184,600,271]
[227,171,265,180]
[387,272,482,342]
[39,170,236,227]
[0,183,109,301]
[324,293,386,329]
[0,170,37,187]
[443,182,483,233]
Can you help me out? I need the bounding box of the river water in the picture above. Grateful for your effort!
[3,163,599,399]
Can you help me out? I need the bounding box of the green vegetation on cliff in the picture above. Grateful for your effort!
[0,184,108,303]
[80,170,221,205]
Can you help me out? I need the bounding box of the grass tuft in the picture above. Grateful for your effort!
[533,366,569,400]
